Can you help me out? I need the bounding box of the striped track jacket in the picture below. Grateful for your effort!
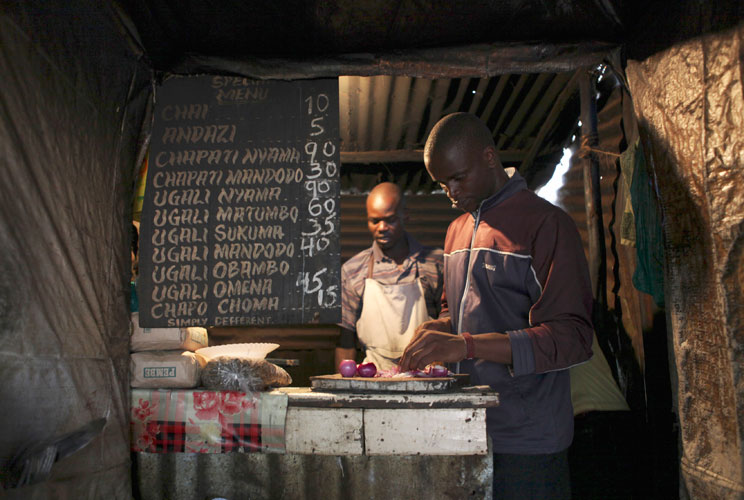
[442,169,594,454]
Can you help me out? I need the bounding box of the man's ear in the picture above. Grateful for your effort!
[483,146,499,168]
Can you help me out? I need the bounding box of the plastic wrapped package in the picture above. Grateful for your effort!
[130,351,203,388]
[130,312,208,352]
[200,357,292,392]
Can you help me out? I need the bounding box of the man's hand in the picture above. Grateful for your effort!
[399,318,467,371]
[415,317,452,335]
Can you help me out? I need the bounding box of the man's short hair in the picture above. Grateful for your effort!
[425,112,495,159]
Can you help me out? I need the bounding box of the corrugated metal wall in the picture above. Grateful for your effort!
[340,192,456,262]
[135,450,493,500]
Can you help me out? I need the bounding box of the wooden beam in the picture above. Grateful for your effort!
[514,72,572,149]
[340,149,525,164]
[339,76,352,147]
[495,73,550,150]
[175,41,618,79]
[491,74,528,143]
[579,70,608,309]
[467,78,490,114]
[480,75,509,126]
[403,78,433,148]
[356,76,372,150]
[519,69,582,174]
[442,77,472,115]
[370,76,392,150]
[423,78,452,138]
[385,77,412,149]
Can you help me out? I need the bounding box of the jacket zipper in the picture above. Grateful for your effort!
[455,205,482,372]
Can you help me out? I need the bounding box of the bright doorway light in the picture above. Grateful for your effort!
[535,148,572,205]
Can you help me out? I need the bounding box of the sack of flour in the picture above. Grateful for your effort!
[130,351,202,388]
[130,312,208,352]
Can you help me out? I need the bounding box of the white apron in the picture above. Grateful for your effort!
[356,258,431,371]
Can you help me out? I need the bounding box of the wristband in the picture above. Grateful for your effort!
[461,332,475,360]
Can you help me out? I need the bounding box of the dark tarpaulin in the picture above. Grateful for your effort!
[0,0,150,497]
[119,0,624,72]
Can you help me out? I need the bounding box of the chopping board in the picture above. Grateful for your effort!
[309,373,469,393]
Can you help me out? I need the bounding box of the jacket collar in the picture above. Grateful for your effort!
[474,167,527,216]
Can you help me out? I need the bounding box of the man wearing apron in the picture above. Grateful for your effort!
[336,182,444,371]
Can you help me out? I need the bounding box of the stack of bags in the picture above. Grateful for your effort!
[126,283,292,392]
[129,311,209,389]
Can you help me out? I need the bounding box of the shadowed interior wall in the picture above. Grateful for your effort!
[0,1,149,496]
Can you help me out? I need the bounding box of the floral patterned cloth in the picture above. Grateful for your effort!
[131,389,288,453]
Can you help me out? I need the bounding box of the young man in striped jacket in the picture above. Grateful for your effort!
[400,112,594,500]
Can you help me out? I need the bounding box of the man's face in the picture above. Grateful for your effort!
[366,195,405,251]
[425,143,498,213]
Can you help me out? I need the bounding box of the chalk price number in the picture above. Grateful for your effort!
[301,93,337,258]
[296,268,338,307]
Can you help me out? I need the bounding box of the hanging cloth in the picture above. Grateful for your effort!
[620,139,666,308]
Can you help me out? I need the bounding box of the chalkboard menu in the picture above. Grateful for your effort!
[138,75,341,327]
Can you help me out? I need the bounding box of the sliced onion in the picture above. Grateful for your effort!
[356,362,377,378]
[339,359,357,377]
[426,364,449,377]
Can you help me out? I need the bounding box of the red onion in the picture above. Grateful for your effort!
[426,364,449,377]
[339,359,357,377]
[356,362,377,378]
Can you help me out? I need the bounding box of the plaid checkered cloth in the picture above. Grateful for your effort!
[131,389,288,453]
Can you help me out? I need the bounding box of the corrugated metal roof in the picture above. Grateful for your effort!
[338,72,582,193]
[336,71,587,268]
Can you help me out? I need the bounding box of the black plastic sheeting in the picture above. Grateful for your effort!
[120,0,625,72]
[0,1,150,497]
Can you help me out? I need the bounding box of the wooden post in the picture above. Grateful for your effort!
[579,70,607,309]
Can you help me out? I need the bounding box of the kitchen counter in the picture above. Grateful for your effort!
[133,386,499,499]
[277,386,499,456]
[131,385,499,455]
